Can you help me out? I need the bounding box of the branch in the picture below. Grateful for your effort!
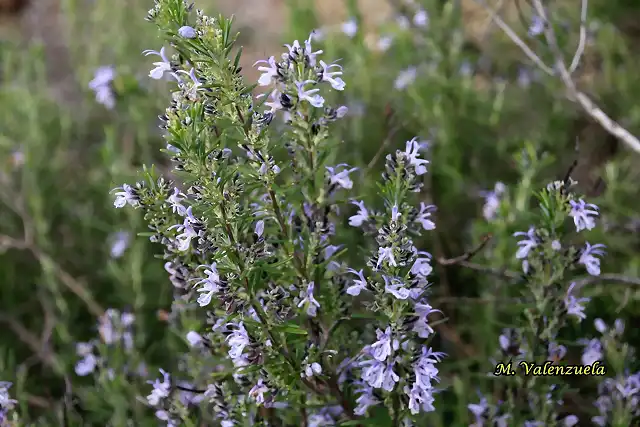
[531,0,640,154]
[436,233,493,265]
[572,273,640,291]
[475,0,640,154]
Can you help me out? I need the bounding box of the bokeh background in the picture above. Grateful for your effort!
[1,0,640,425]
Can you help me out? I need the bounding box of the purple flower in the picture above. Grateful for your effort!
[0,382,17,409]
[297,282,320,317]
[415,202,436,230]
[468,396,488,421]
[548,341,567,361]
[383,276,410,300]
[394,67,417,90]
[111,184,140,208]
[168,210,199,252]
[88,66,116,109]
[301,357,323,379]
[249,378,269,405]
[413,10,429,27]
[514,227,538,259]
[354,383,379,415]
[377,247,397,269]
[376,35,393,52]
[528,15,545,36]
[326,164,358,190]
[74,342,98,376]
[349,200,369,227]
[147,369,171,406]
[186,331,203,347]
[255,56,279,87]
[346,268,368,296]
[581,338,603,365]
[109,231,130,258]
[296,80,325,107]
[564,282,590,322]
[480,182,506,221]
[411,252,433,278]
[194,263,221,306]
[370,327,398,361]
[142,46,172,80]
[167,187,187,216]
[178,25,197,38]
[319,60,345,90]
[403,138,429,175]
[579,242,606,276]
[226,322,250,362]
[569,199,599,232]
[413,303,442,338]
[341,19,358,38]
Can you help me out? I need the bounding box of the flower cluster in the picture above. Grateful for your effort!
[109,0,448,425]
[0,382,18,424]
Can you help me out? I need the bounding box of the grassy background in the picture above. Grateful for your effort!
[1,0,639,425]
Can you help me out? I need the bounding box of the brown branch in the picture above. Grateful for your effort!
[436,233,493,265]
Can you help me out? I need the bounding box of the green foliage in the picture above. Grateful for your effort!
[0,0,639,425]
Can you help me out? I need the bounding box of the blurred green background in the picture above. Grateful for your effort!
[1,0,639,425]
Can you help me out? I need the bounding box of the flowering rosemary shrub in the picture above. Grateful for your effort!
[112,1,447,424]
[2,0,640,426]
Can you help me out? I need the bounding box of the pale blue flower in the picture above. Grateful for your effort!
[514,227,538,259]
[74,342,98,376]
[326,164,358,189]
[383,276,410,300]
[249,378,269,405]
[304,34,323,67]
[301,357,323,379]
[254,56,279,86]
[569,199,599,232]
[226,322,250,361]
[377,35,393,52]
[564,282,590,321]
[143,46,172,79]
[255,220,265,237]
[377,247,397,269]
[319,60,345,90]
[194,263,220,306]
[296,80,325,107]
[88,66,116,109]
[413,10,429,27]
[147,369,171,406]
[298,282,320,317]
[581,338,603,365]
[186,331,203,347]
[353,383,379,415]
[413,303,442,338]
[394,67,417,90]
[415,202,436,230]
[370,327,398,361]
[346,268,368,296]
[167,187,187,216]
[0,382,17,409]
[579,242,606,276]
[480,182,505,221]
[528,15,545,36]
[403,137,429,175]
[341,19,357,38]
[178,25,196,38]
[109,231,130,258]
[111,184,140,208]
[348,200,369,227]
[411,252,433,278]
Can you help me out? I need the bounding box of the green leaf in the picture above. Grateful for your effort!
[274,323,308,335]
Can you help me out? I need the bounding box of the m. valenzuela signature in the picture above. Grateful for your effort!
[493,360,606,376]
